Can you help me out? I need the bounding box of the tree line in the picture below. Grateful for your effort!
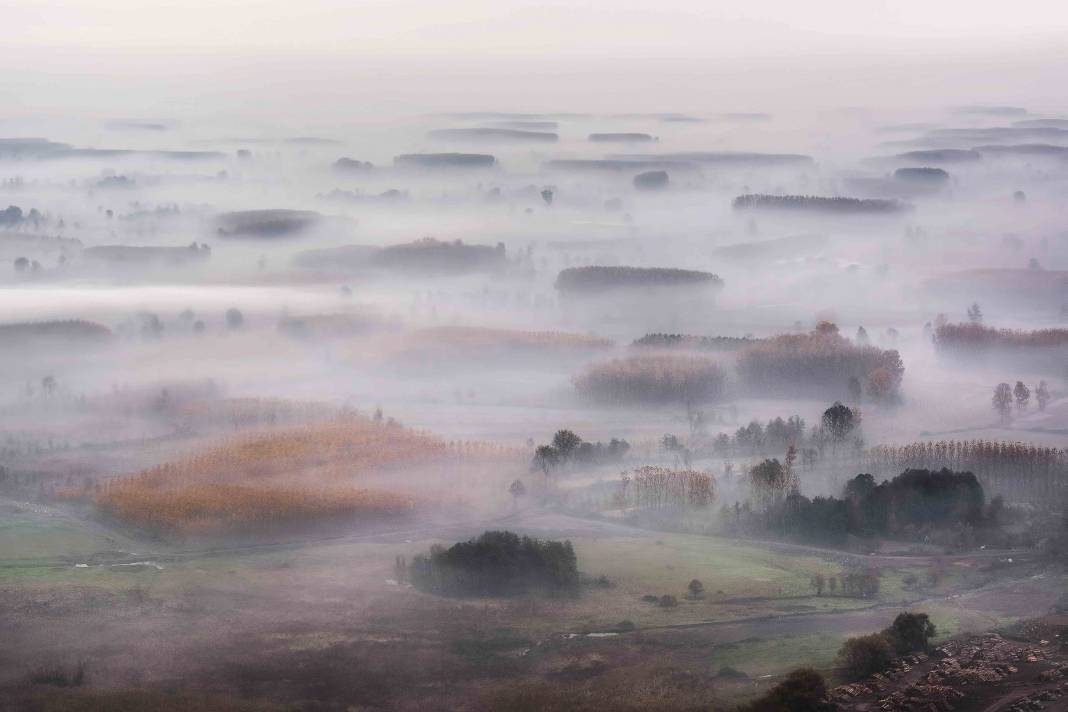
[631,333,757,352]
[555,266,723,294]
[574,354,727,405]
[728,468,990,547]
[531,429,630,475]
[991,380,1050,422]
[616,466,717,511]
[674,402,861,469]
[731,194,909,214]
[866,439,1068,506]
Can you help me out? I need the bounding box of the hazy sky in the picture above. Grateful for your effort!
[8,0,1068,55]
[4,1,1068,121]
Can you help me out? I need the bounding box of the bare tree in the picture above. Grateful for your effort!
[821,402,859,454]
[685,399,707,438]
[992,383,1013,422]
[967,303,983,324]
[1035,381,1051,412]
[532,445,560,477]
[619,466,716,511]
[1013,381,1030,411]
[750,458,788,511]
[661,434,688,467]
[508,479,526,510]
[847,376,862,404]
[784,444,799,493]
[551,430,582,460]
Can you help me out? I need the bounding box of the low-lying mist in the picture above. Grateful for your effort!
[3,50,1068,712]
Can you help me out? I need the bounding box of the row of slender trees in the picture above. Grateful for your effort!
[867,439,1067,505]
[616,466,717,511]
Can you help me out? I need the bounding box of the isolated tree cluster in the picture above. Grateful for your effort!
[710,415,807,457]
[370,237,507,274]
[992,380,1050,422]
[531,429,630,475]
[554,265,723,293]
[837,612,937,680]
[617,466,717,511]
[408,530,579,597]
[736,324,904,402]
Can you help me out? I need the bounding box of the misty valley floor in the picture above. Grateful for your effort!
[1,502,1064,711]
[4,74,1068,712]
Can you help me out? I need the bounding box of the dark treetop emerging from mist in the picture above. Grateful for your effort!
[543,158,696,173]
[555,266,723,293]
[633,170,670,190]
[893,149,981,164]
[588,132,655,142]
[393,153,497,168]
[893,167,950,183]
[428,128,558,143]
[294,238,505,275]
[974,144,1068,157]
[0,319,113,346]
[215,209,322,239]
[333,157,374,171]
[731,194,910,214]
[612,151,813,166]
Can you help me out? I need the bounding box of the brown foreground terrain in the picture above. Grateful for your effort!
[831,615,1068,712]
[1,495,1066,711]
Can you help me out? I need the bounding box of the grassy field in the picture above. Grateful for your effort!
[705,632,843,678]
[0,509,120,561]
[562,531,964,630]
[2,503,1062,709]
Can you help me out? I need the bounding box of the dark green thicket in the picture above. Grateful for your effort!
[409,530,579,597]
[761,468,986,546]
[737,668,833,712]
